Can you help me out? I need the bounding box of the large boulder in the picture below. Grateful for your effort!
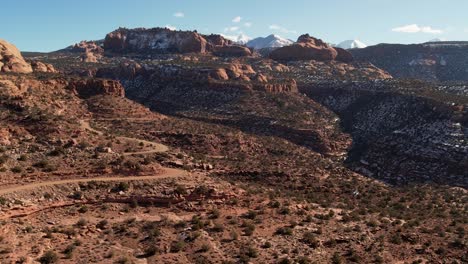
[0,39,33,73]
[270,34,353,63]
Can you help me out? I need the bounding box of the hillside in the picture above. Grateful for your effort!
[351,42,468,81]
[0,29,466,264]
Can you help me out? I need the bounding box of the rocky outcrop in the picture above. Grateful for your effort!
[212,45,252,57]
[96,61,145,79]
[204,34,233,46]
[0,39,33,73]
[103,27,252,57]
[351,42,468,81]
[68,79,125,98]
[104,27,209,54]
[335,47,354,63]
[81,52,100,63]
[65,40,104,63]
[30,61,57,73]
[270,34,353,63]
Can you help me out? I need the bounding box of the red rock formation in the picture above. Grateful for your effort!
[213,45,252,57]
[104,27,209,54]
[0,39,33,73]
[71,41,104,54]
[335,47,354,63]
[96,61,145,79]
[270,34,353,63]
[104,27,252,57]
[69,40,104,63]
[68,79,125,98]
[30,61,57,73]
[204,34,233,47]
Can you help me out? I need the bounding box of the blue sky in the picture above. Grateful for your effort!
[3,0,468,52]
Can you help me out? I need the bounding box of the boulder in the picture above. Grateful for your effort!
[30,61,57,73]
[210,68,229,80]
[0,39,33,73]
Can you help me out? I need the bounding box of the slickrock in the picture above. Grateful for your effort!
[0,39,33,73]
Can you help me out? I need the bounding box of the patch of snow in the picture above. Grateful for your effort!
[336,39,367,49]
[246,34,293,50]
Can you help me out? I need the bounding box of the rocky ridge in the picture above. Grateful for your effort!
[351,41,468,81]
[270,34,354,62]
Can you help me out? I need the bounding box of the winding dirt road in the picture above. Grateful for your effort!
[79,120,169,154]
[0,168,185,196]
[0,120,178,196]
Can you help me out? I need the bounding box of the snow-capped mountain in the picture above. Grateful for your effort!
[222,34,251,45]
[246,34,293,50]
[427,38,446,43]
[336,39,367,49]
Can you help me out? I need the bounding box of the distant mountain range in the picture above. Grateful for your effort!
[246,34,294,50]
[221,34,251,45]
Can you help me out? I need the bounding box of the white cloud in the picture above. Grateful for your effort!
[173,12,185,18]
[392,24,442,34]
[224,26,240,32]
[165,25,177,31]
[232,16,242,23]
[244,22,252,28]
[269,24,297,34]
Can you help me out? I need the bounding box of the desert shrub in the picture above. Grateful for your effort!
[170,240,185,253]
[212,222,224,232]
[209,208,220,219]
[242,221,256,236]
[97,219,108,229]
[191,215,205,230]
[78,205,88,213]
[302,231,319,248]
[10,166,22,173]
[113,182,129,192]
[389,233,402,244]
[75,218,87,227]
[297,256,312,264]
[144,245,157,257]
[63,244,76,259]
[275,226,293,236]
[199,244,211,252]
[278,207,291,215]
[331,252,342,264]
[38,251,58,264]
[262,241,272,248]
[174,185,188,195]
[243,210,257,220]
[174,220,187,229]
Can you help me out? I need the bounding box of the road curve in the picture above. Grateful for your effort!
[0,168,185,196]
[79,120,169,154]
